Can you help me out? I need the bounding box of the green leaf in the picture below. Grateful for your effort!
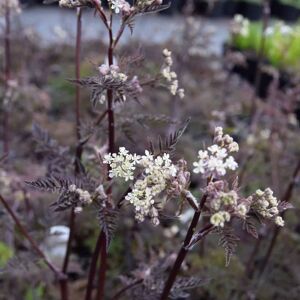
[0,242,14,268]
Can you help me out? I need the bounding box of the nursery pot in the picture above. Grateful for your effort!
[238,1,262,20]
[223,0,240,17]
[208,1,226,18]
[194,0,209,15]
[270,0,280,17]
[276,3,300,22]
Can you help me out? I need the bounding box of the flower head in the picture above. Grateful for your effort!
[251,188,284,226]
[161,49,185,99]
[104,148,177,225]
[103,147,140,181]
[193,127,238,178]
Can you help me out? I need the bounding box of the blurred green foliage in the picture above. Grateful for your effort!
[232,20,300,71]
[0,241,13,268]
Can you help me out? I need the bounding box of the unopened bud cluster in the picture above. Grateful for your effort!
[204,180,248,228]
[68,184,92,213]
[161,49,185,99]
[193,127,238,178]
[98,64,142,103]
[251,188,284,226]
[99,64,128,82]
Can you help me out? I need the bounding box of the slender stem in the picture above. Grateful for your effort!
[160,194,208,300]
[92,0,109,30]
[94,109,108,127]
[95,233,108,300]
[62,209,75,274]
[111,279,143,300]
[79,110,108,149]
[61,11,83,298]
[245,237,261,279]
[0,194,66,281]
[230,159,300,299]
[85,231,104,300]
[59,279,69,300]
[257,159,300,278]
[95,14,115,300]
[74,7,83,173]
[113,21,127,49]
[3,5,11,154]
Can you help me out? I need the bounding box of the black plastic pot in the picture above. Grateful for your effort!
[270,0,280,17]
[209,1,226,18]
[223,0,240,17]
[276,3,300,22]
[224,45,293,98]
[193,0,209,15]
[238,1,262,20]
[224,45,299,124]
[231,55,274,98]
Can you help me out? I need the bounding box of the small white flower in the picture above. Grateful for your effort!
[210,211,231,227]
[74,206,83,214]
[193,127,239,178]
[237,204,247,216]
[99,64,110,75]
[69,184,77,192]
[275,216,284,227]
[224,156,238,170]
[103,147,140,181]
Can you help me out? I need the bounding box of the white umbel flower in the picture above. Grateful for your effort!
[103,147,140,181]
[193,127,239,178]
[210,211,231,227]
[104,148,177,225]
[161,49,185,99]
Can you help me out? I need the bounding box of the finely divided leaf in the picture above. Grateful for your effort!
[218,227,240,267]
[25,176,71,193]
[98,204,118,250]
[243,218,258,239]
[149,118,190,156]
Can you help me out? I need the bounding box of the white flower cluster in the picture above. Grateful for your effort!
[59,0,92,8]
[230,14,249,37]
[136,0,162,8]
[109,0,131,14]
[104,148,177,225]
[161,49,185,99]
[126,152,176,225]
[0,0,21,15]
[99,64,128,82]
[265,22,292,37]
[68,184,92,213]
[210,211,231,228]
[103,147,140,181]
[251,188,284,226]
[193,127,238,178]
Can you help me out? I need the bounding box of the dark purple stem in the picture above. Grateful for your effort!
[257,159,300,278]
[3,6,11,154]
[159,194,209,300]
[0,195,66,282]
[61,10,83,299]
